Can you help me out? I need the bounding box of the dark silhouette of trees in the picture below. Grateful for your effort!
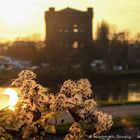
[94,21,130,70]
[109,32,128,69]
[135,33,140,43]
[7,41,37,63]
[96,21,110,60]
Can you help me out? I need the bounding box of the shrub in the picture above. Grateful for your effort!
[0,70,113,140]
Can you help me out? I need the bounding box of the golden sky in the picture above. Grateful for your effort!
[0,0,140,42]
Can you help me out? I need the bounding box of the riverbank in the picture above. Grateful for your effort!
[55,104,140,139]
[98,101,140,106]
[57,104,140,124]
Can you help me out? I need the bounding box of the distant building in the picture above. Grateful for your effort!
[45,7,94,48]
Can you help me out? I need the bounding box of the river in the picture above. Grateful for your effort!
[0,80,140,110]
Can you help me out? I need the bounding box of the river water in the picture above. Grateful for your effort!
[0,80,140,109]
[93,81,140,102]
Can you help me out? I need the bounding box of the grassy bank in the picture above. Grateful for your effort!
[98,101,140,107]
[113,115,140,128]
[56,115,140,134]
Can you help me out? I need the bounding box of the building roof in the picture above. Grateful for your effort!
[46,7,93,16]
[57,7,85,14]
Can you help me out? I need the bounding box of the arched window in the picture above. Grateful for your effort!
[73,24,78,33]
[72,41,78,48]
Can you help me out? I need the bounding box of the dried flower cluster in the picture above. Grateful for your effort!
[0,70,53,139]
[0,70,113,140]
[64,123,84,140]
[57,79,113,139]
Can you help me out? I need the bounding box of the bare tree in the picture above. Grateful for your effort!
[96,21,110,60]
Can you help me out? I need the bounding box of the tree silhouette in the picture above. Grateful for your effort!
[109,32,128,69]
[96,21,110,60]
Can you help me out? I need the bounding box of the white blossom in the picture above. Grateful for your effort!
[84,99,97,112]
[94,111,113,133]
[0,70,113,140]
[64,123,84,140]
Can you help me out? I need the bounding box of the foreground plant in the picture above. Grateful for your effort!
[0,70,113,140]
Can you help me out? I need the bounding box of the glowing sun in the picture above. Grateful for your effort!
[0,0,29,26]
[3,88,18,111]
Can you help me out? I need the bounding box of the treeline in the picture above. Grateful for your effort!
[94,21,129,69]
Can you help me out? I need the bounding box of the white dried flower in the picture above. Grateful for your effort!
[60,79,93,100]
[0,70,113,140]
[95,111,113,133]
[64,123,84,140]
[84,99,97,112]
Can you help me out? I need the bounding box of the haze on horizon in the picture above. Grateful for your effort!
[0,0,140,42]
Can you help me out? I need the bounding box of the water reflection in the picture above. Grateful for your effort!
[93,81,140,102]
[0,81,140,109]
[128,92,140,101]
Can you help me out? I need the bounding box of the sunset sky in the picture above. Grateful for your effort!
[0,0,140,42]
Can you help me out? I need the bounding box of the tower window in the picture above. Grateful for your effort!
[73,28,78,33]
[73,24,78,32]
[72,41,78,49]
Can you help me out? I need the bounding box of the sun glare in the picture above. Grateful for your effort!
[2,10,25,26]
[0,0,30,26]
[2,88,18,111]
